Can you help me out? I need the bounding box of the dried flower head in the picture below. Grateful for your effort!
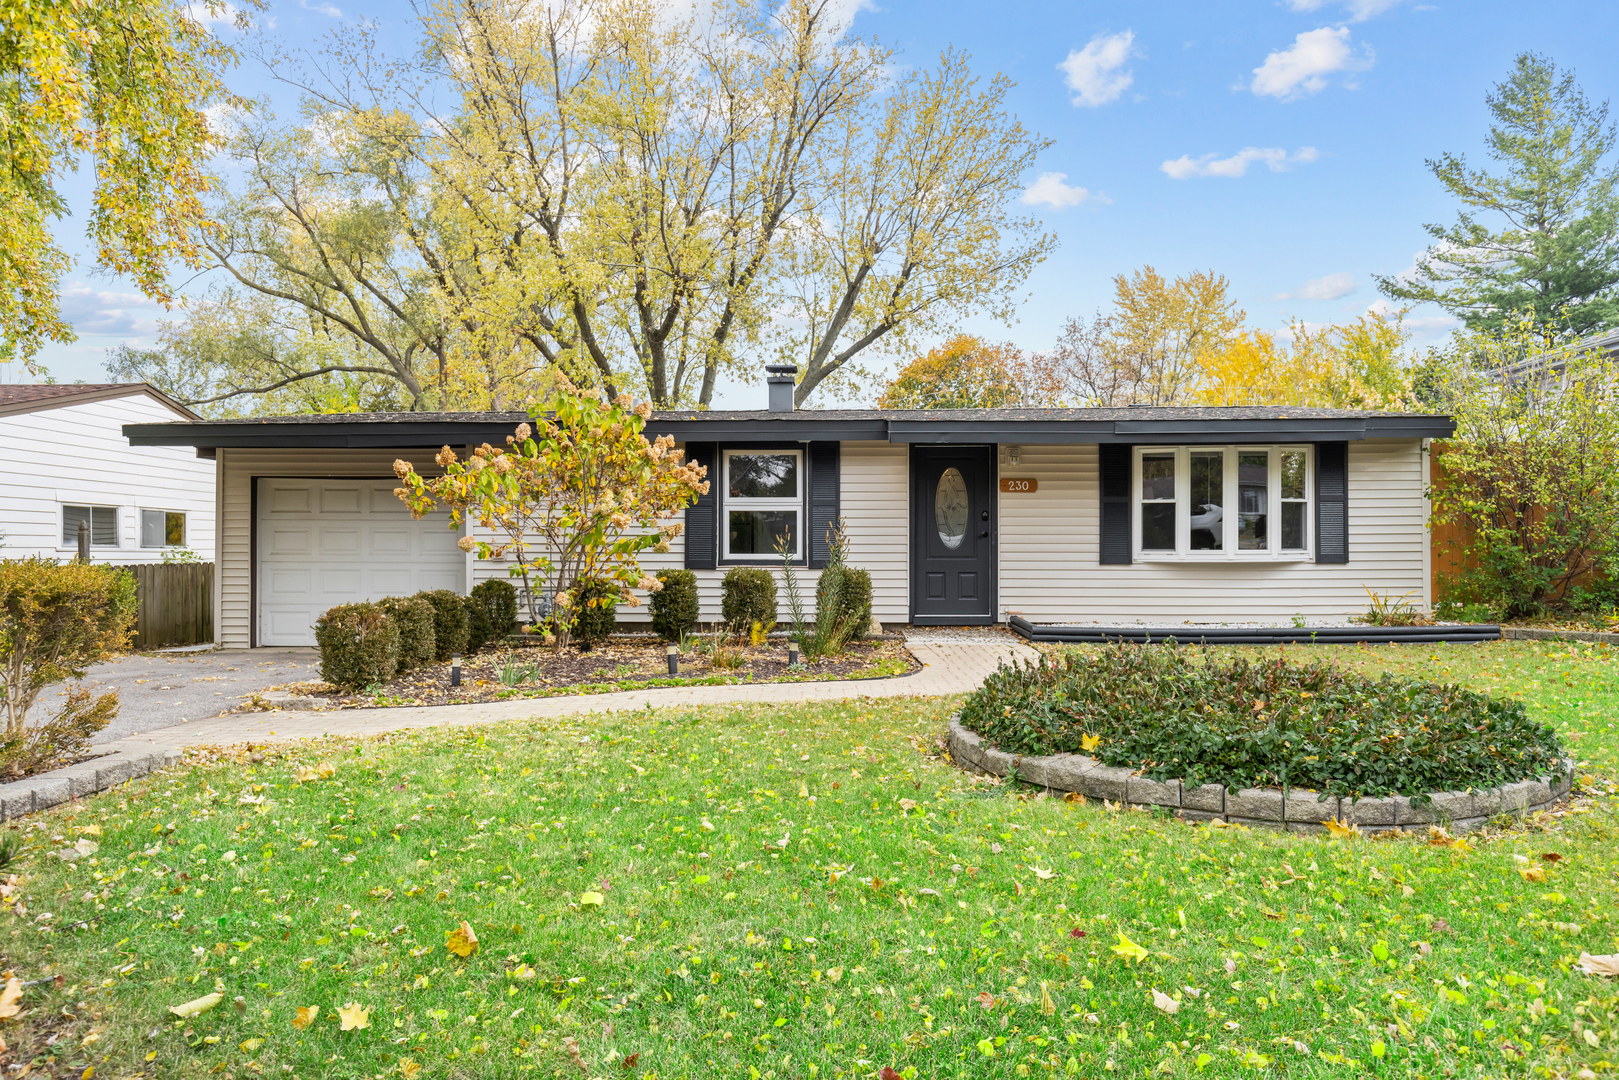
[634,402,653,420]
[457,536,478,552]
[393,459,412,480]
[514,423,532,442]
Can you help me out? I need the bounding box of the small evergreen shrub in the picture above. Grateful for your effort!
[572,578,620,648]
[817,565,873,640]
[959,643,1565,800]
[649,569,699,642]
[722,567,776,629]
[463,595,492,654]
[315,602,400,690]
[469,579,520,639]
[416,590,470,661]
[379,596,436,670]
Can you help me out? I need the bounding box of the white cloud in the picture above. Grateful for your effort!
[1160,146,1319,179]
[1285,0,1403,20]
[1021,172,1106,209]
[185,1,239,27]
[58,283,163,338]
[298,0,342,17]
[1250,27,1370,99]
[1059,30,1137,107]
[1273,272,1357,301]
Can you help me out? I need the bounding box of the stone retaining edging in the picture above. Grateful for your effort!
[0,747,184,822]
[946,717,1574,834]
[1503,627,1619,645]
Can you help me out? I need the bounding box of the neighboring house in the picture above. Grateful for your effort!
[1,383,215,564]
[124,372,1454,648]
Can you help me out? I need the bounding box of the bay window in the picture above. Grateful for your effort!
[723,450,802,559]
[1132,446,1313,559]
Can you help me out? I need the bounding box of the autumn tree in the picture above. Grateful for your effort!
[1195,311,1414,408]
[1377,53,1619,341]
[1,0,252,370]
[877,335,1063,408]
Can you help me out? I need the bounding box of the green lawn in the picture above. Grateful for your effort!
[2,639,1617,1079]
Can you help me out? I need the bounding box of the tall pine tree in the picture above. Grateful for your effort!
[1378,53,1619,342]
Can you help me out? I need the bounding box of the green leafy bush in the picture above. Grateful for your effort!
[416,590,470,661]
[315,603,400,690]
[817,565,873,640]
[572,578,619,649]
[379,596,436,669]
[722,567,776,630]
[649,569,699,642]
[469,580,519,642]
[959,644,1564,799]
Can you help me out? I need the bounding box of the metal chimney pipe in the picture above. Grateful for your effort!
[766,364,797,412]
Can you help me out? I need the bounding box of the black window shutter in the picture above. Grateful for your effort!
[684,442,718,570]
[1315,441,1348,564]
[807,441,840,568]
[1099,443,1132,565]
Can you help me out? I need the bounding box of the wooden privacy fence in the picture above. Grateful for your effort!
[112,562,214,650]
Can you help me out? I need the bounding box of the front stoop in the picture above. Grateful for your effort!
[945,717,1574,835]
[0,749,184,820]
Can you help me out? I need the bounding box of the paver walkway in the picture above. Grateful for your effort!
[97,638,1037,756]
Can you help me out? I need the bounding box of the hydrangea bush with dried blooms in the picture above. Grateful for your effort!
[393,381,707,646]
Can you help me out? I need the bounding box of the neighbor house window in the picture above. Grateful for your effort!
[1132,446,1312,558]
[62,505,119,547]
[141,510,186,548]
[723,450,801,559]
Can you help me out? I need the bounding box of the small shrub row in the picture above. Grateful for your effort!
[316,580,519,690]
[958,643,1564,800]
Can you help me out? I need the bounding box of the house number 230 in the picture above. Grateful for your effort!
[998,478,1037,493]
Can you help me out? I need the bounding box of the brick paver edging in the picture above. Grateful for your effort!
[947,717,1574,834]
[0,748,184,822]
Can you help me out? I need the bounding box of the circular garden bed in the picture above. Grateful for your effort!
[950,644,1573,833]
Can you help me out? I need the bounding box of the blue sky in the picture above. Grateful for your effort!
[22,0,1619,407]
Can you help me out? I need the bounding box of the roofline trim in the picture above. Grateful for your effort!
[1,383,201,422]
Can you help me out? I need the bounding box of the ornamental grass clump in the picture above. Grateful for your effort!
[960,643,1564,799]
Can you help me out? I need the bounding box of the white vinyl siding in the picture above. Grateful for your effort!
[997,439,1429,624]
[0,393,215,564]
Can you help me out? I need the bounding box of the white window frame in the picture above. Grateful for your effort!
[1131,445,1313,561]
[721,449,804,561]
[61,504,121,548]
[141,508,187,548]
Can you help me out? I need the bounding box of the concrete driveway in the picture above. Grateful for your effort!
[32,649,319,744]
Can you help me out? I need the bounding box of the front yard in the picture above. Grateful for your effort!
[1,640,1615,1079]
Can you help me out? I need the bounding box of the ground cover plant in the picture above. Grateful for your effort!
[963,643,1565,799]
[1,643,1616,1080]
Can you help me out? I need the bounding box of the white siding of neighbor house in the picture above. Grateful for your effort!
[0,393,215,565]
[996,439,1430,624]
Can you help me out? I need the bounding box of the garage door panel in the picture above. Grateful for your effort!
[258,478,464,646]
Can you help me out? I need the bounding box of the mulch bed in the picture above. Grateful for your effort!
[278,635,919,708]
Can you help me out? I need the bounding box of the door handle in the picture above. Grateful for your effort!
[979,530,989,538]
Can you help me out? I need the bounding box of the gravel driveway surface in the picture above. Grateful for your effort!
[31,649,319,744]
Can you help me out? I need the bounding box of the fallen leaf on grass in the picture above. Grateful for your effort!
[1542,852,1563,863]
[0,978,21,1020]
[1324,819,1359,838]
[1150,989,1179,1015]
[1577,953,1619,977]
[399,1060,421,1079]
[1040,982,1056,1016]
[1519,865,1548,884]
[1080,733,1102,752]
[445,922,479,956]
[168,992,222,1018]
[1068,928,1087,938]
[1111,932,1149,964]
[880,1068,902,1080]
[316,762,335,779]
[975,992,996,1009]
[339,1002,369,1031]
[1063,791,1086,805]
[1032,866,1056,880]
[294,766,317,783]
[292,1006,319,1030]
[562,1035,588,1073]
[240,1038,264,1052]
[621,1052,639,1071]
[579,891,605,907]
[898,798,917,814]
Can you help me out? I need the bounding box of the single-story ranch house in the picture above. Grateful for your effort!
[125,375,1454,648]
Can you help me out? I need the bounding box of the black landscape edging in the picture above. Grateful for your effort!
[1008,614,1501,646]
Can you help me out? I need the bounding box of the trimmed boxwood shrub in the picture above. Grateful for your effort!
[315,602,399,690]
[721,567,776,630]
[649,569,699,641]
[415,590,470,661]
[378,596,436,670]
[463,596,492,654]
[959,643,1564,800]
[572,578,619,648]
[469,579,519,642]
[816,565,873,640]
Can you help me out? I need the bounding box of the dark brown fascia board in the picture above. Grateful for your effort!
[0,383,200,421]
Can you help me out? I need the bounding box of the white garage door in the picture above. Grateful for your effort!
[257,478,465,646]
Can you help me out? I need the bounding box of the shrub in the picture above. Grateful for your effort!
[469,579,519,639]
[463,596,492,654]
[722,567,776,630]
[379,596,436,669]
[416,590,470,661]
[0,558,134,770]
[572,578,620,649]
[958,643,1564,800]
[315,602,400,690]
[649,569,699,641]
[817,565,873,640]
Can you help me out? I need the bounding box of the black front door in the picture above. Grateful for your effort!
[911,446,996,624]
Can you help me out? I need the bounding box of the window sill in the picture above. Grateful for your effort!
[1134,552,1314,564]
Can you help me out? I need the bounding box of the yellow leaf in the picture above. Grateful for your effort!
[1111,932,1149,964]
[400,1059,421,1079]
[168,992,223,1018]
[579,892,605,907]
[0,978,22,1020]
[1323,818,1359,839]
[1033,866,1056,880]
[294,766,317,784]
[445,921,480,957]
[827,966,844,984]
[338,1002,369,1031]
[316,762,336,779]
[240,1038,264,1052]
[79,823,102,836]
[1519,865,1548,884]
[1040,981,1056,1016]
[1577,953,1619,977]
[898,798,917,813]
[292,1005,320,1030]
[1080,733,1102,753]
[799,783,810,799]
[1151,988,1180,1015]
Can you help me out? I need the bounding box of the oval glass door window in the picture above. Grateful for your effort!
[935,467,969,550]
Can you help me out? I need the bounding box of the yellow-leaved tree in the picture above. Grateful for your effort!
[1195,311,1414,407]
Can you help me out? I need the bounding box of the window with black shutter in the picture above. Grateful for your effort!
[1314,441,1349,564]
[683,443,717,570]
[1099,444,1132,565]
[807,442,840,569]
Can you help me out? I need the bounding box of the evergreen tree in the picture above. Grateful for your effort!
[1377,53,1619,342]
